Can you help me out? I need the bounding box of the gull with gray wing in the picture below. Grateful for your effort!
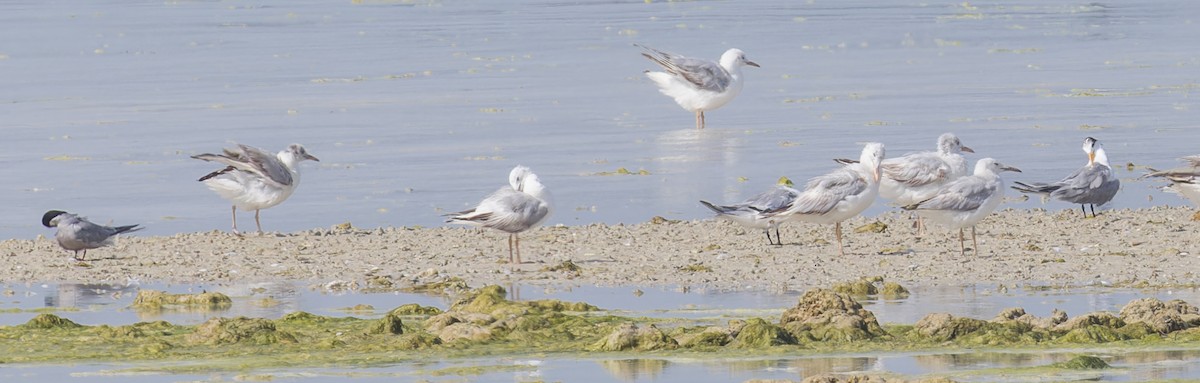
[447,166,554,264]
[903,158,1021,256]
[766,143,885,256]
[192,143,319,234]
[638,44,759,129]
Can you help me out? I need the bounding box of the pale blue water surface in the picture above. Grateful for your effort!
[2,0,1199,239]
[4,0,1200,381]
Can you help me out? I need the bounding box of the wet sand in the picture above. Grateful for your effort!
[4,207,1199,290]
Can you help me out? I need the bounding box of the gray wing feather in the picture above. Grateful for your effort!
[881,154,950,187]
[640,46,731,92]
[235,144,294,186]
[1052,164,1119,204]
[73,219,129,245]
[789,170,866,215]
[449,188,549,234]
[193,144,293,187]
[915,177,994,211]
[744,186,801,212]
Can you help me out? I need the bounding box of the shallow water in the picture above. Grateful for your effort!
[3,0,1200,239]
[5,281,1200,327]
[6,282,1200,381]
[5,344,1200,382]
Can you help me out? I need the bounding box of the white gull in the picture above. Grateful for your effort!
[638,44,759,129]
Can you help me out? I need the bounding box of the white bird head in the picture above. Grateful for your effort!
[860,142,886,182]
[279,144,320,168]
[1083,137,1107,166]
[937,132,974,154]
[720,48,760,70]
[975,158,1022,175]
[509,165,534,191]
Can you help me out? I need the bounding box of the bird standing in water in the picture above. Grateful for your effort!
[638,44,759,129]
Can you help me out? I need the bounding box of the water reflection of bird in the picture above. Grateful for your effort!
[192,143,320,234]
[767,143,885,256]
[700,176,799,245]
[903,158,1022,255]
[1012,137,1119,218]
[447,166,553,264]
[637,44,759,129]
[1143,154,1200,207]
[42,210,141,261]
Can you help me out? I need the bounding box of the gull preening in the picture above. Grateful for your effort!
[1143,154,1200,206]
[1012,137,1119,218]
[767,143,885,256]
[700,176,800,246]
[638,44,759,129]
[871,133,975,232]
[192,143,320,234]
[903,158,1022,256]
[447,166,553,264]
[42,210,141,261]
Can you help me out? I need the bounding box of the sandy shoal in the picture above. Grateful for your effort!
[3,207,1198,290]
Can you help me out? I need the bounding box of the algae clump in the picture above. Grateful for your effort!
[733,318,796,348]
[24,313,82,329]
[590,323,678,351]
[131,290,232,311]
[780,288,889,341]
[1052,355,1110,369]
[831,279,878,295]
[371,313,404,335]
[187,317,296,345]
[389,303,443,316]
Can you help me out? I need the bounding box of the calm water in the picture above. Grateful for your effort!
[6,281,1200,327]
[6,282,1200,381]
[2,0,1199,239]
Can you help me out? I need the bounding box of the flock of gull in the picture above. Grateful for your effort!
[37,46,1200,262]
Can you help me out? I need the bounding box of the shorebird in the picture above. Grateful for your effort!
[767,143,886,256]
[700,176,800,245]
[42,210,141,261]
[903,158,1022,256]
[637,44,759,129]
[192,143,319,234]
[838,133,974,232]
[447,166,553,264]
[1012,137,1119,218]
[1143,154,1200,206]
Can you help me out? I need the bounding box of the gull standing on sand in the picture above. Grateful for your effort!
[700,176,800,246]
[42,210,141,261]
[192,143,320,234]
[447,166,554,264]
[902,158,1021,256]
[637,44,759,129]
[848,133,974,232]
[1012,137,1119,218]
[766,143,885,256]
[1142,154,1200,206]
[879,133,975,204]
